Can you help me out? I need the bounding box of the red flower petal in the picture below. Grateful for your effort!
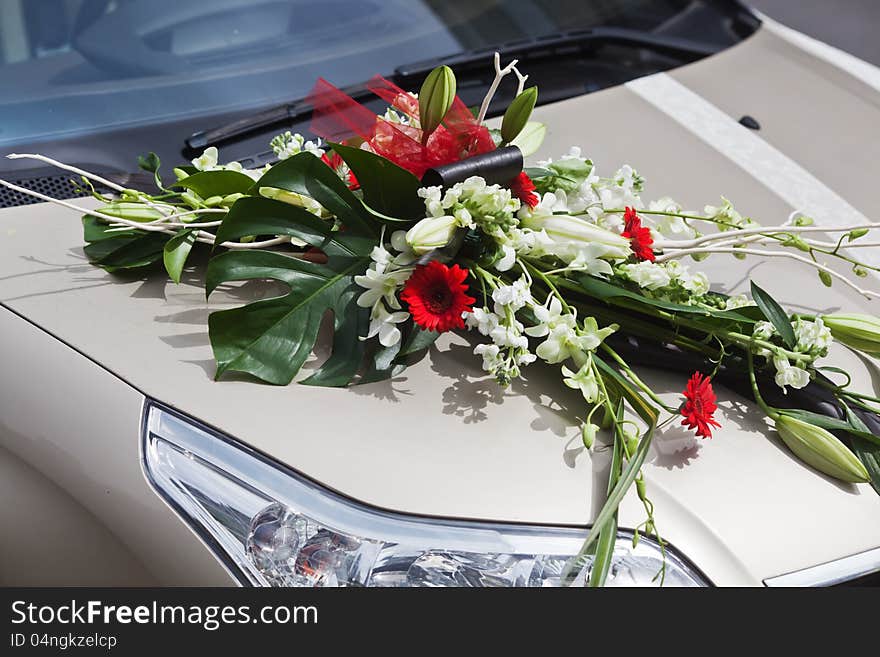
[321,151,359,190]
[680,371,721,439]
[400,261,476,333]
[621,207,656,262]
[510,171,539,208]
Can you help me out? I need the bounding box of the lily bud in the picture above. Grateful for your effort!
[418,65,456,142]
[405,215,457,255]
[97,201,167,222]
[821,313,880,355]
[501,86,538,145]
[775,414,869,483]
[521,213,630,259]
[581,422,598,449]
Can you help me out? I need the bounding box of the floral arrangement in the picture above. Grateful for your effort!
[4,55,880,586]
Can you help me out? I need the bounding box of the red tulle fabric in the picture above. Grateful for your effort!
[308,76,495,179]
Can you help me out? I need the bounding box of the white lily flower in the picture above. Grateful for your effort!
[520,212,630,262]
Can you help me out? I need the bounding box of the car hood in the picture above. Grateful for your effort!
[2,22,880,585]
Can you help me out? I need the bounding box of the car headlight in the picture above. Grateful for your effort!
[142,401,709,587]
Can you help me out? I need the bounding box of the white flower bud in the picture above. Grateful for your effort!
[405,216,458,255]
[520,213,630,260]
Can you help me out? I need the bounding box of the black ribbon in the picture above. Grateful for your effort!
[421,145,524,188]
[606,334,880,436]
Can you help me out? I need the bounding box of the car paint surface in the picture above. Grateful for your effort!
[1,20,879,586]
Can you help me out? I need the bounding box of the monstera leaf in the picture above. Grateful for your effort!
[328,142,424,221]
[252,152,379,236]
[206,196,377,386]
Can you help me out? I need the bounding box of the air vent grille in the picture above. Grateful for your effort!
[0,175,108,209]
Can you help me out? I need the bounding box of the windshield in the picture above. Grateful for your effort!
[0,0,703,147]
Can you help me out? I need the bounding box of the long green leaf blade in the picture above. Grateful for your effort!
[751,280,796,348]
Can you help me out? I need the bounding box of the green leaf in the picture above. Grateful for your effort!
[328,142,423,221]
[214,196,375,257]
[252,152,377,236]
[751,281,796,349]
[206,206,376,386]
[511,121,546,157]
[579,275,762,326]
[300,284,370,387]
[206,249,371,385]
[138,152,160,174]
[562,356,659,585]
[850,437,880,496]
[138,152,163,189]
[163,229,197,284]
[837,402,880,495]
[82,215,136,242]
[175,170,256,198]
[590,404,623,587]
[565,413,656,584]
[397,325,440,358]
[83,231,168,272]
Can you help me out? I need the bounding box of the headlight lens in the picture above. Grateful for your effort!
[142,402,708,587]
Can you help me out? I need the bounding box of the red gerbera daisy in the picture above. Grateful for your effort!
[621,207,655,262]
[400,261,476,333]
[680,372,721,439]
[510,171,539,208]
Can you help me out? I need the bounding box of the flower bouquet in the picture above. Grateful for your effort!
[4,55,880,586]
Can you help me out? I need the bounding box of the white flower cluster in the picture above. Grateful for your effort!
[270,131,324,161]
[464,282,616,395]
[466,278,536,385]
[353,233,415,348]
[704,197,753,231]
[419,177,520,231]
[753,317,833,392]
[618,260,709,297]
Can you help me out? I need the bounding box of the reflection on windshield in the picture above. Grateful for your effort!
[0,0,690,146]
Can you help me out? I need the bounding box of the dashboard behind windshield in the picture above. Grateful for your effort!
[0,0,745,148]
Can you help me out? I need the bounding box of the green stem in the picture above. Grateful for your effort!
[600,343,678,413]
[747,350,779,420]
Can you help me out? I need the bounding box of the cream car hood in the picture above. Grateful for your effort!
[2,22,880,586]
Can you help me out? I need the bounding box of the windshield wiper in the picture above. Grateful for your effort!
[185,27,720,151]
[185,82,377,151]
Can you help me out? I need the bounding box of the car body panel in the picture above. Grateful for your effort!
[1,23,880,586]
[0,308,232,585]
